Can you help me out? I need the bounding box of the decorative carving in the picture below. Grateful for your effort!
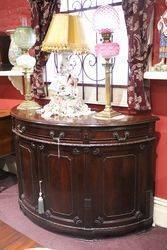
[113,131,130,142]
[94,216,104,225]
[31,142,36,148]
[73,147,81,155]
[92,148,100,155]
[16,124,26,134]
[45,209,52,218]
[135,211,143,220]
[73,216,82,225]
[139,143,146,151]
[38,145,44,151]
[49,130,54,139]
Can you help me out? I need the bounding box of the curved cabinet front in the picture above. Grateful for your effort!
[11,108,158,238]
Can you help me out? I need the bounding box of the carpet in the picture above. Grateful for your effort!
[0,184,167,250]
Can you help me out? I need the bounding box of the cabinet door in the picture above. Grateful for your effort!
[16,138,38,212]
[86,145,140,228]
[39,144,85,227]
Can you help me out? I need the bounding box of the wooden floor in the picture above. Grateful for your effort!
[0,220,42,250]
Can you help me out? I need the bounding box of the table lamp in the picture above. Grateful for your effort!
[13,26,41,110]
[93,5,120,120]
[40,13,92,118]
[42,14,89,53]
[42,13,89,80]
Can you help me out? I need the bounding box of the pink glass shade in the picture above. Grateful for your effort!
[93,5,119,34]
[95,42,120,59]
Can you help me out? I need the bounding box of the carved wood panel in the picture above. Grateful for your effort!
[40,145,84,225]
[17,140,38,210]
[102,153,137,217]
[47,153,73,215]
[86,146,138,227]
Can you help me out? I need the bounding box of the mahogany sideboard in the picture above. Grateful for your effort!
[11,107,158,238]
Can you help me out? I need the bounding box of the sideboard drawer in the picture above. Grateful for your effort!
[13,119,83,142]
[13,118,155,145]
[87,123,154,144]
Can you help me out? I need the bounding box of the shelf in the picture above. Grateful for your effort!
[144,71,167,80]
[0,70,23,77]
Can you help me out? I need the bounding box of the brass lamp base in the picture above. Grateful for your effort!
[17,100,41,110]
[94,107,120,120]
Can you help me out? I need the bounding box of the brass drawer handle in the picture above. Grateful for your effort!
[113,131,130,142]
[16,124,26,134]
[92,148,100,155]
[50,131,65,141]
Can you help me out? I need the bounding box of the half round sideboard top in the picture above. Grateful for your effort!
[11,107,158,128]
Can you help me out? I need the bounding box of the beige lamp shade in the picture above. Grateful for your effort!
[42,14,89,54]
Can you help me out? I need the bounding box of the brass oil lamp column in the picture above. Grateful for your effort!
[93,4,120,120]
[94,31,120,120]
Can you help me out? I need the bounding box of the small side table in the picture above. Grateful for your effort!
[0,109,14,174]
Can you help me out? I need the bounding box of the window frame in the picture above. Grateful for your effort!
[44,0,128,107]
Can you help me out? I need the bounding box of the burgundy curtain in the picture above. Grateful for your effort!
[122,0,155,111]
[29,0,61,97]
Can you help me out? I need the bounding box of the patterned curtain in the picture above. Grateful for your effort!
[28,0,61,97]
[122,0,155,111]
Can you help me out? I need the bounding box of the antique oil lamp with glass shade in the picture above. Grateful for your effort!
[13,26,41,110]
[93,4,120,120]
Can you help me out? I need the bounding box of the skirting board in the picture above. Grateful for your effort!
[154,196,167,228]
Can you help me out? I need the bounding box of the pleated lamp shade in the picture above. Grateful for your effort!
[42,14,89,54]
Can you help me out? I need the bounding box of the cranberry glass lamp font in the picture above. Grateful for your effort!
[93,5,120,120]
